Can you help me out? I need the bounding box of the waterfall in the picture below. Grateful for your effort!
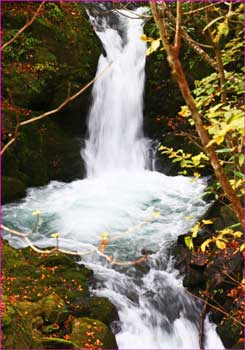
[82,9,149,177]
[2,7,224,350]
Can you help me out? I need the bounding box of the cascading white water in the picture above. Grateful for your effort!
[2,8,224,350]
[83,9,149,176]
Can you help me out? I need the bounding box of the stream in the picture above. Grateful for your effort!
[2,8,224,349]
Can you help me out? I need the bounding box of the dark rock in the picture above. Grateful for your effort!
[2,176,27,203]
[183,267,205,288]
[216,319,243,348]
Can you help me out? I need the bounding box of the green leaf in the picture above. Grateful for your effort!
[216,148,232,153]
[235,171,244,179]
[238,154,244,167]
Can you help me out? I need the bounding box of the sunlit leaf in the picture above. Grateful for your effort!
[201,238,213,252]
[215,239,226,250]
[184,236,194,250]
[202,219,213,225]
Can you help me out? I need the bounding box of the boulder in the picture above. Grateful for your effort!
[2,176,26,203]
[71,317,117,349]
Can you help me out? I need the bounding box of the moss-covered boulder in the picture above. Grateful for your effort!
[2,241,119,349]
[2,303,43,349]
[2,176,27,203]
[71,317,117,349]
[70,295,119,326]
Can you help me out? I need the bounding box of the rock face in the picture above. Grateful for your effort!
[2,241,118,349]
[2,2,102,202]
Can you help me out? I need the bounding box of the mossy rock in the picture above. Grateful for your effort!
[76,297,119,326]
[42,337,75,349]
[2,176,26,203]
[39,253,79,268]
[40,294,67,324]
[2,304,43,349]
[2,241,25,268]
[71,317,117,349]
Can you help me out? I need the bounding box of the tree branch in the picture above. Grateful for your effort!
[162,1,219,72]
[1,1,46,50]
[174,0,182,52]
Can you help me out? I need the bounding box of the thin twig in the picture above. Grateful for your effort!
[1,1,46,50]
[183,3,223,16]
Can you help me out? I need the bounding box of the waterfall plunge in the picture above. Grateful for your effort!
[83,10,149,176]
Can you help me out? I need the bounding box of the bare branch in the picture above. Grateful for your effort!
[1,1,46,50]
[183,2,223,16]
[162,1,219,72]
[1,63,112,156]
[1,209,160,266]
[174,0,182,52]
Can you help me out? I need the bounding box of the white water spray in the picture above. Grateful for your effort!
[83,9,149,176]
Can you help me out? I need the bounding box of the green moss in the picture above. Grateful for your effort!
[2,242,118,349]
[2,305,43,349]
[2,2,101,188]
[87,297,119,325]
[42,337,75,349]
[2,176,26,203]
[71,317,117,349]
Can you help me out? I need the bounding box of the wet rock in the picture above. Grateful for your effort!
[183,267,205,288]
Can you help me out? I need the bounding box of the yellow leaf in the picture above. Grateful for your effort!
[193,172,201,178]
[233,231,243,238]
[201,238,213,252]
[184,236,194,250]
[215,239,226,249]
[32,210,41,216]
[147,39,161,55]
[140,34,153,42]
[202,219,213,225]
[178,106,191,118]
[240,243,244,252]
[101,232,108,240]
[51,233,60,238]
[153,211,160,219]
[191,222,200,238]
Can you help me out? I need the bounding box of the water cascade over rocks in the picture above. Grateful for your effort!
[3,7,224,349]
